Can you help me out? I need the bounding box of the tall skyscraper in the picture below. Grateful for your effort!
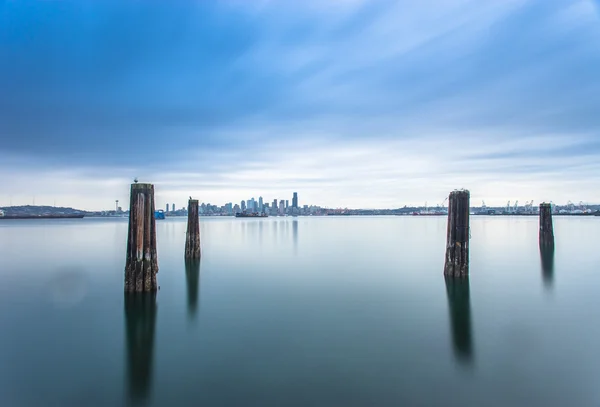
[279,200,285,215]
[258,196,263,212]
[166,203,169,212]
[292,192,298,209]
[172,203,175,212]
[241,200,246,211]
[285,200,289,209]
[272,199,277,210]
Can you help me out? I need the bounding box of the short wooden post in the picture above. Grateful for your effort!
[444,189,470,277]
[125,183,158,292]
[539,203,554,248]
[185,199,201,259]
[445,276,473,363]
[125,292,157,401]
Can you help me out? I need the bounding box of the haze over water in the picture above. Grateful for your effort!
[1,216,600,406]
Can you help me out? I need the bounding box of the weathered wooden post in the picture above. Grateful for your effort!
[185,199,201,259]
[539,203,554,248]
[444,189,470,277]
[125,292,157,402]
[445,277,473,363]
[125,183,159,292]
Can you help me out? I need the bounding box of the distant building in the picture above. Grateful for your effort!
[241,200,246,211]
[279,200,285,215]
[166,204,169,213]
[285,200,289,209]
[258,196,263,212]
[272,199,277,211]
[233,204,240,214]
[172,203,175,212]
[292,192,298,209]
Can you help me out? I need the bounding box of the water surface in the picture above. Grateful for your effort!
[1,216,600,406]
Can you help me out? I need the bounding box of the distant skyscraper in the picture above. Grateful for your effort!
[241,200,246,211]
[285,200,289,209]
[258,196,263,212]
[166,203,169,212]
[272,199,277,210]
[172,203,175,212]
[292,192,298,209]
[279,200,285,215]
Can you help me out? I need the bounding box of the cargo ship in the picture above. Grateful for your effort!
[235,212,268,218]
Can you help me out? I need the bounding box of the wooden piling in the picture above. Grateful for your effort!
[185,199,201,259]
[539,203,554,248]
[444,189,470,278]
[125,183,158,293]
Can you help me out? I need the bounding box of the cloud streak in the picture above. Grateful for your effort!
[1,0,599,209]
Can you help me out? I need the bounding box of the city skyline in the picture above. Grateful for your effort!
[2,1,600,210]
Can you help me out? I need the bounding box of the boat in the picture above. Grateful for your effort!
[235,212,268,218]
[0,213,85,219]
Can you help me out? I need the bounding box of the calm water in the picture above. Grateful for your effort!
[1,216,600,407]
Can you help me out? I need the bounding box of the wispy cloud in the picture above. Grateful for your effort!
[1,0,599,209]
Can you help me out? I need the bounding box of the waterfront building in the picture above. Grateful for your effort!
[292,192,298,209]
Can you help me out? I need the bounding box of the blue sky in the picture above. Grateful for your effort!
[1,0,600,210]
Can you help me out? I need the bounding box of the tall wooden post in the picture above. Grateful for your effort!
[185,199,201,259]
[539,203,554,248]
[444,189,470,278]
[125,183,158,292]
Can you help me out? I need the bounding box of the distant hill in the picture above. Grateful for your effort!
[0,205,86,216]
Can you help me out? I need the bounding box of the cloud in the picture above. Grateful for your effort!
[1,0,599,208]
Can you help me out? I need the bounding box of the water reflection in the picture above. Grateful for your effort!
[292,220,298,255]
[540,246,555,288]
[185,260,201,317]
[444,277,473,365]
[124,292,157,404]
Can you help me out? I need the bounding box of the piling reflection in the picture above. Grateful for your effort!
[445,277,473,365]
[292,220,298,255]
[124,292,157,404]
[540,246,555,288]
[185,260,201,318]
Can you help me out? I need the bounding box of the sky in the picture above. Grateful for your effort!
[1,0,600,210]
